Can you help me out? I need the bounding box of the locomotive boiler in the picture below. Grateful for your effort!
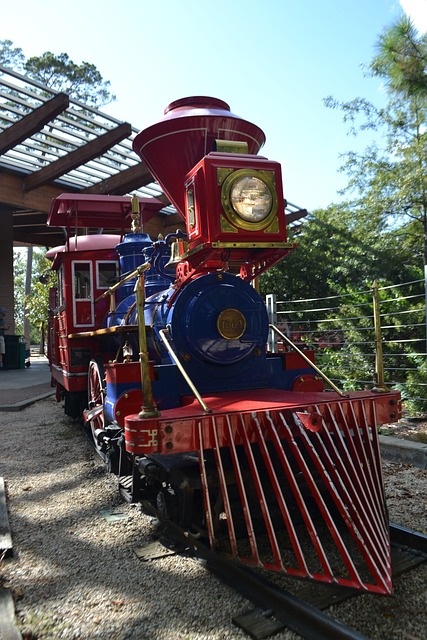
[46,97,401,596]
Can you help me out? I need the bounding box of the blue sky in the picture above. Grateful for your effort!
[1,0,426,211]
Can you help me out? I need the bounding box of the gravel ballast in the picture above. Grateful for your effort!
[1,396,426,640]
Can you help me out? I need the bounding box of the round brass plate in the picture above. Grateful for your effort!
[217,308,246,339]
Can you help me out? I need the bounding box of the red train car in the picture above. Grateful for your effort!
[46,98,401,596]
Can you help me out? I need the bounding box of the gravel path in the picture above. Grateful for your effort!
[0,397,426,640]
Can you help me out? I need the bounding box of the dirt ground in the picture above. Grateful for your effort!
[380,415,427,443]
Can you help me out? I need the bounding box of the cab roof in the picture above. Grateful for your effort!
[47,194,164,229]
[46,234,122,269]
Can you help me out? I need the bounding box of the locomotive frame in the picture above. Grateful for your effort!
[46,97,401,597]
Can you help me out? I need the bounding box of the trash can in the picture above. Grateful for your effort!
[4,335,26,369]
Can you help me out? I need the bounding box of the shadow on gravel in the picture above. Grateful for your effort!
[0,398,241,640]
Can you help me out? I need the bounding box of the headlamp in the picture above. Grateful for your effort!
[220,169,278,231]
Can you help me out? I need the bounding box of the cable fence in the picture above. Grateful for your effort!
[266,279,427,413]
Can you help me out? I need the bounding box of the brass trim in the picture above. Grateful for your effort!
[217,308,246,339]
[178,243,201,259]
[211,241,293,249]
[134,267,160,418]
[181,241,293,261]
[261,217,279,233]
[214,140,249,154]
[95,262,151,303]
[68,325,139,339]
[220,214,238,233]
[186,186,195,229]
[372,281,389,392]
[217,167,235,185]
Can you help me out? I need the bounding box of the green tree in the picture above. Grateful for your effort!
[260,203,419,301]
[325,17,427,265]
[0,39,116,108]
[13,248,51,346]
[0,39,24,70]
[24,52,115,108]
[261,17,427,411]
[26,249,51,347]
[370,16,427,100]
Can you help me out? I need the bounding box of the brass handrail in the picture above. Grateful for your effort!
[134,266,160,418]
[94,262,151,303]
[159,327,212,413]
[269,324,347,397]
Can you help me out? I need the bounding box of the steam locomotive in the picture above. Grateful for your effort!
[46,97,401,596]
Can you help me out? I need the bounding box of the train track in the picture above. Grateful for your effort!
[138,519,427,640]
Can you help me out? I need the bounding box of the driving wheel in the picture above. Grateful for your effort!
[87,358,107,458]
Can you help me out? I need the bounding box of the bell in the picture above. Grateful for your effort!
[122,341,133,362]
[165,240,185,267]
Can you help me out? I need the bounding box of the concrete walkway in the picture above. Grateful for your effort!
[0,355,54,411]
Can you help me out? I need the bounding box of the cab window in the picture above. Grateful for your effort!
[73,262,92,299]
[97,261,118,289]
[57,265,65,307]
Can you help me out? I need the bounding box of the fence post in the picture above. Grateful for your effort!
[372,281,388,392]
[266,293,277,353]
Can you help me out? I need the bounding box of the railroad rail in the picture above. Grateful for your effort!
[138,517,427,640]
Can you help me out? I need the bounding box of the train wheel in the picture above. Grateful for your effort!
[87,358,107,458]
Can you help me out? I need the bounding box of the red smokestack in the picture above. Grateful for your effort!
[132,97,266,219]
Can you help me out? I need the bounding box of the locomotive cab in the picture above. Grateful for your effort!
[46,194,165,417]
[47,235,121,415]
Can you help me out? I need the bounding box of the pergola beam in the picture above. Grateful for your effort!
[0,171,76,212]
[13,212,48,226]
[285,208,308,224]
[0,93,69,155]
[82,161,154,195]
[139,212,185,238]
[13,228,66,247]
[23,122,132,192]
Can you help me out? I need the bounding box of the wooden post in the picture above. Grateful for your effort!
[372,281,388,392]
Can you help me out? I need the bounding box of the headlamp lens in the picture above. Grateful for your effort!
[230,176,272,222]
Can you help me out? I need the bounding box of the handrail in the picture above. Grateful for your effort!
[94,262,151,303]
[159,327,212,414]
[269,324,347,397]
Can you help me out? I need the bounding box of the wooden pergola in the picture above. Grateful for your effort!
[0,64,185,248]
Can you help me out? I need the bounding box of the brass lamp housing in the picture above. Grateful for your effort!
[184,152,288,249]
